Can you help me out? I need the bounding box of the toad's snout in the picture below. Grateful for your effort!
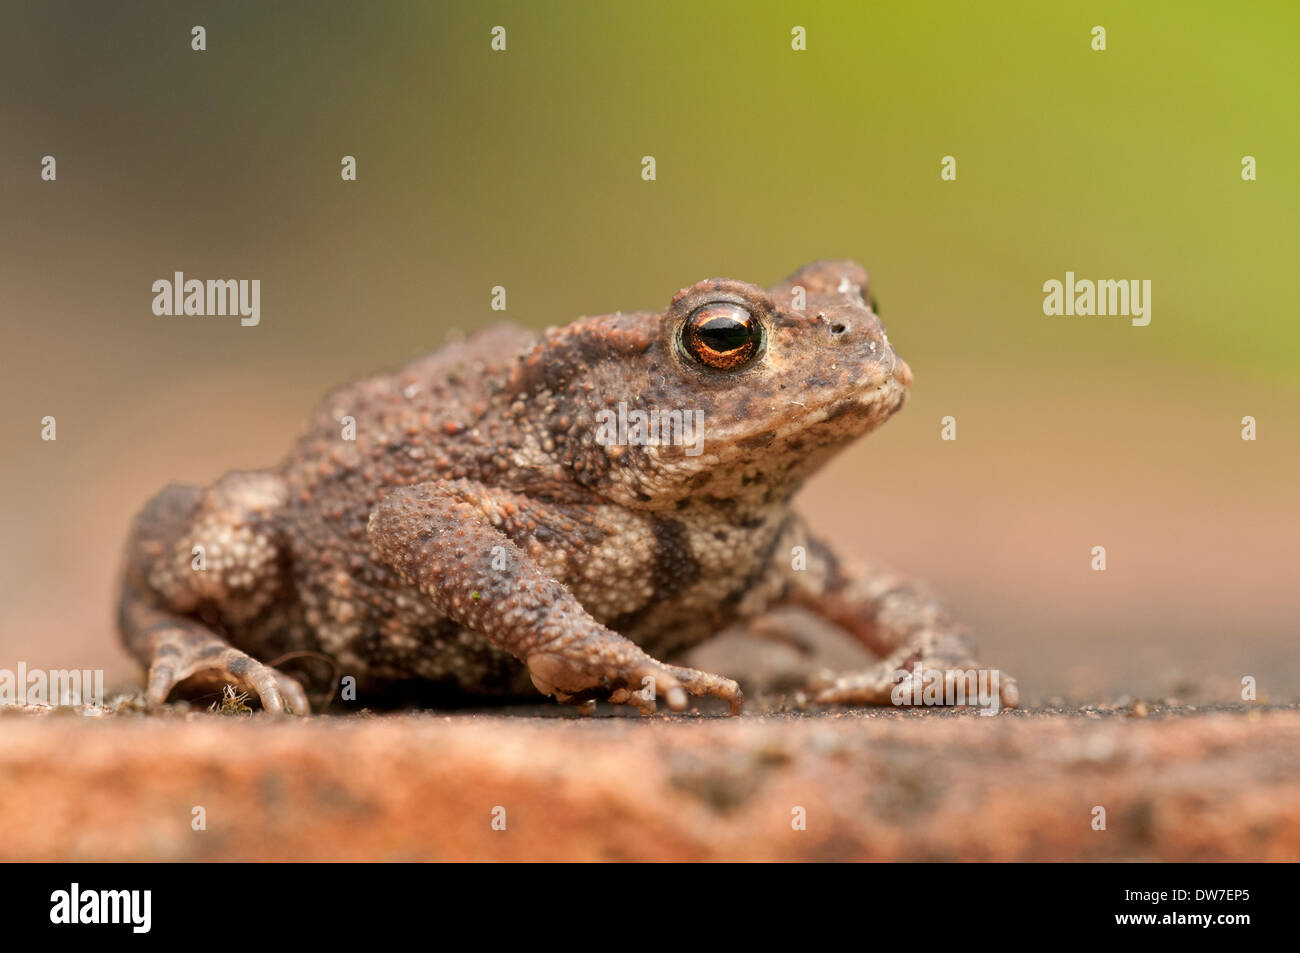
[891,351,913,389]
[822,308,911,391]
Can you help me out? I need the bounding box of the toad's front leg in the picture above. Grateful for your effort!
[367,480,742,715]
[762,520,1019,710]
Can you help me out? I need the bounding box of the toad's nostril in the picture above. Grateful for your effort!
[829,321,848,336]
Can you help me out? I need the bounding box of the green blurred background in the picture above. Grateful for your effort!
[2,0,1296,702]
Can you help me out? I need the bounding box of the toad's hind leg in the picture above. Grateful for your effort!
[750,518,1019,710]
[118,476,309,714]
[119,590,309,713]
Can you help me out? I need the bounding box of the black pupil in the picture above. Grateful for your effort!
[697,315,752,353]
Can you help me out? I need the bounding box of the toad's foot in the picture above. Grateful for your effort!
[528,652,743,716]
[144,622,311,715]
[808,635,1019,711]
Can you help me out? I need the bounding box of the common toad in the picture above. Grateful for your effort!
[119,260,1018,714]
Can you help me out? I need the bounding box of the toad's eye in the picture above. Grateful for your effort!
[680,302,763,371]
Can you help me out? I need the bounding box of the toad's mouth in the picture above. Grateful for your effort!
[807,348,911,425]
[713,371,908,465]
[810,378,907,433]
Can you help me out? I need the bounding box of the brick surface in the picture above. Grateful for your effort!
[1,705,1296,861]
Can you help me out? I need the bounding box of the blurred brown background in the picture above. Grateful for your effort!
[2,1,1296,704]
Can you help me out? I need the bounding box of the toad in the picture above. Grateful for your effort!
[119,260,1018,714]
